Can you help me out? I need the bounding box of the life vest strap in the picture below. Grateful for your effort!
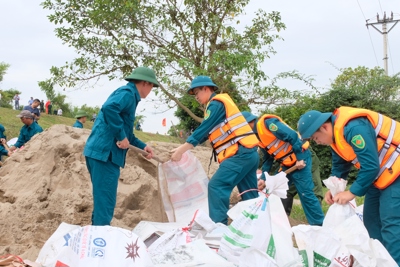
[266,138,280,149]
[271,142,289,156]
[377,143,400,179]
[210,121,249,145]
[275,149,294,163]
[375,114,383,136]
[378,119,396,164]
[209,112,242,135]
[214,132,254,154]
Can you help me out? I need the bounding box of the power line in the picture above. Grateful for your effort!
[357,0,380,66]
[378,0,383,14]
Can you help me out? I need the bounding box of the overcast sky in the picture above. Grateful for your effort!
[1,0,399,134]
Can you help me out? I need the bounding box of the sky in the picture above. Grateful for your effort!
[1,0,399,134]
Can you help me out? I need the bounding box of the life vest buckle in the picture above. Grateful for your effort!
[383,143,390,150]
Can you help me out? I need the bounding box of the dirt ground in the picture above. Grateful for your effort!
[0,125,222,261]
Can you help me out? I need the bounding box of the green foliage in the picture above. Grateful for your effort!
[41,0,316,123]
[71,104,100,119]
[259,66,400,183]
[38,79,74,117]
[0,62,21,109]
[0,62,10,83]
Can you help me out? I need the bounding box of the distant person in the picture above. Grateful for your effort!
[0,124,6,140]
[84,66,158,226]
[45,100,51,114]
[57,108,63,116]
[28,97,34,105]
[13,94,20,110]
[39,100,45,113]
[91,113,97,122]
[48,102,53,115]
[9,110,43,151]
[73,110,88,128]
[23,98,41,123]
[0,124,11,162]
[135,122,142,131]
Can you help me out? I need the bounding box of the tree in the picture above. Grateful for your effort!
[42,0,314,122]
[259,66,400,183]
[38,80,73,117]
[0,62,21,109]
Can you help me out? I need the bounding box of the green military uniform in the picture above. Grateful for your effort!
[186,76,259,225]
[298,109,400,265]
[281,146,323,215]
[83,67,158,226]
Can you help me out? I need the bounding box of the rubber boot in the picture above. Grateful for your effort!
[281,194,294,216]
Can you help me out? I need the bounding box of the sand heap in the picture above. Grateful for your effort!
[0,124,219,261]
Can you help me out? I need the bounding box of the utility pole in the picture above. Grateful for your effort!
[366,12,400,75]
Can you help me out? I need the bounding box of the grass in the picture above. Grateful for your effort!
[0,107,183,144]
[290,186,365,223]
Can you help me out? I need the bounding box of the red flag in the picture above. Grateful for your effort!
[162,118,166,127]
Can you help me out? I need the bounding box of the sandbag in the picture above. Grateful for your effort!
[158,151,209,223]
[36,222,153,267]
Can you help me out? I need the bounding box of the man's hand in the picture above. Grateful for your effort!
[9,146,16,152]
[324,190,334,205]
[143,145,154,159]
[295,160,306,170]
[257,179,266,191]
[170,147,184,162]
[170,143,194,162]
[116,137,129,149]
[333,191,355,205]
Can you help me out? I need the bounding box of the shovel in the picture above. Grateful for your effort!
[128,144,165,163]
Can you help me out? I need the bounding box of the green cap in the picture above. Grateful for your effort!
[187,76,218,95]
[125,66,159,87]
[297,110,332,140]
[75,110,89,119]
[241,111,258,123]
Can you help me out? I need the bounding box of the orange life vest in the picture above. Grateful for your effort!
[332,106,400,189]
[256,114,309,167]
[207,94,259,163]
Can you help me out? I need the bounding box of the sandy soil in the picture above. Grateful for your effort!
[0,125,222,261]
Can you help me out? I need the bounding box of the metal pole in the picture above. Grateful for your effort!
[383,22,388,75]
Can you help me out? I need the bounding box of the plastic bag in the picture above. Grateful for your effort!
[292,225,342,267]
[36,222,153,267]
[218,195,277,265]
[158,151,209,223]
[322,177,357,229]
[333,215,396,266]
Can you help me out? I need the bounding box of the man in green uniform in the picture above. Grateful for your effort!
[72,110,89,128]
[0,124,11,162]
[281,147,323,215]
[242,111,324,226]
[9,110,43,151]
[298,107,400,265]
[84,66,159,226]
[171,76,259,225]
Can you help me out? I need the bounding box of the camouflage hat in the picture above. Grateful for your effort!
[16,110,33,119]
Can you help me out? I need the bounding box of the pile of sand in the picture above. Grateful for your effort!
[0,124,220,261]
